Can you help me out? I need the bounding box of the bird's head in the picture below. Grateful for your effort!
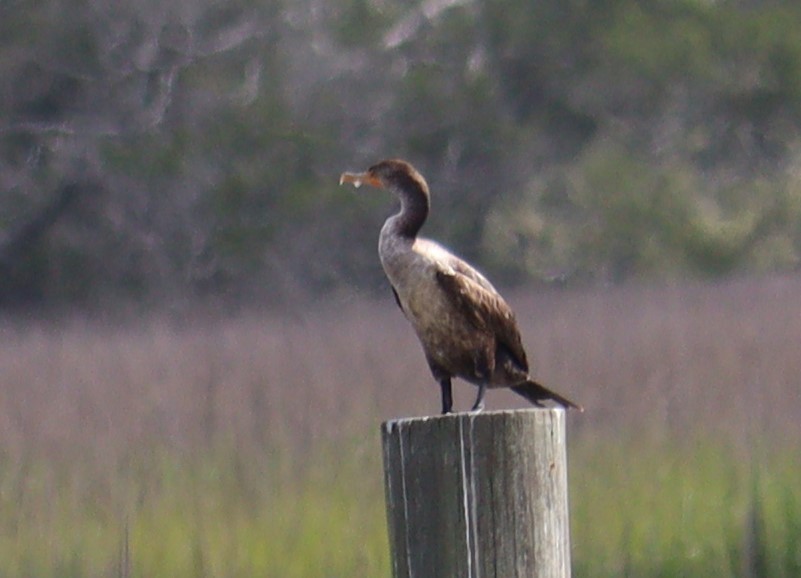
[340,159,429,198]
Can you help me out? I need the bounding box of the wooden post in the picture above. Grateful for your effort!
[381,409,571,578]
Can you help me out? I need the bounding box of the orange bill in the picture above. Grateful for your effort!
[339,171,382,188]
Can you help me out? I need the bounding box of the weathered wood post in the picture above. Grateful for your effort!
[381,409,571,578]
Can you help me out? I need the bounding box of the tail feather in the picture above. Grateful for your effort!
[511,380,583,412]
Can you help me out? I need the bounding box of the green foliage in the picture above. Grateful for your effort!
[603,1,716,84]
[334,0,396,47]
[565,145,696,280]
[7,0,801,308]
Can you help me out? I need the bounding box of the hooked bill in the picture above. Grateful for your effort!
[339,172,363,188]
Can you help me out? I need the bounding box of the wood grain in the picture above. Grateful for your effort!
[382,409,571,578]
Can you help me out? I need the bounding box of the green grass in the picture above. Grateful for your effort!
[569,439,801,578]
[0,447,391,578]
[0,438,798,577]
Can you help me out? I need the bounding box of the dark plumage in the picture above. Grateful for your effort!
[340,159,582,414]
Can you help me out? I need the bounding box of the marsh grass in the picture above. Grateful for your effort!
[1,275,800,576]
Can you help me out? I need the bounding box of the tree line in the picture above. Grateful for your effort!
[2,0,801,312]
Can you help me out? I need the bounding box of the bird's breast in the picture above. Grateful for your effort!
[379,237,492,375]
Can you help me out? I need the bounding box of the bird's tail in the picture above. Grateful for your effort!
[511,380,583,412]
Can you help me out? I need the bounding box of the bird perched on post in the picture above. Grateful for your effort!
[340,159,582,414]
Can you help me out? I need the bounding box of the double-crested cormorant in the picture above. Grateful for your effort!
[340,159,582,414]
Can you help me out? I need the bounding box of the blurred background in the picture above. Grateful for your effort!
[1,0,801,576]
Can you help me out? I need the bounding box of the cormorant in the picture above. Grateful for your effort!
[340,159,581,414]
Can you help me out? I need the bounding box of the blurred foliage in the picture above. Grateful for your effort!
[2,433,800,577]
[3,0,801,310]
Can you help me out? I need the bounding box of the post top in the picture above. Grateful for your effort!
[381,407,565,435]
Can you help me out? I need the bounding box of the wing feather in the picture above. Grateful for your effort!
[435,265,529,372]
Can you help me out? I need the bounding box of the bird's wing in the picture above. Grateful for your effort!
[416,238,499,293]
[447,256,498,294]
[435,266,529,372]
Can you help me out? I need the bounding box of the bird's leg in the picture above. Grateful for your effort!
[440,378,453,414]
[470,384,486,412]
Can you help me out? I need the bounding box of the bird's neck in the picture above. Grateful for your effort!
[389,181,429,239]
